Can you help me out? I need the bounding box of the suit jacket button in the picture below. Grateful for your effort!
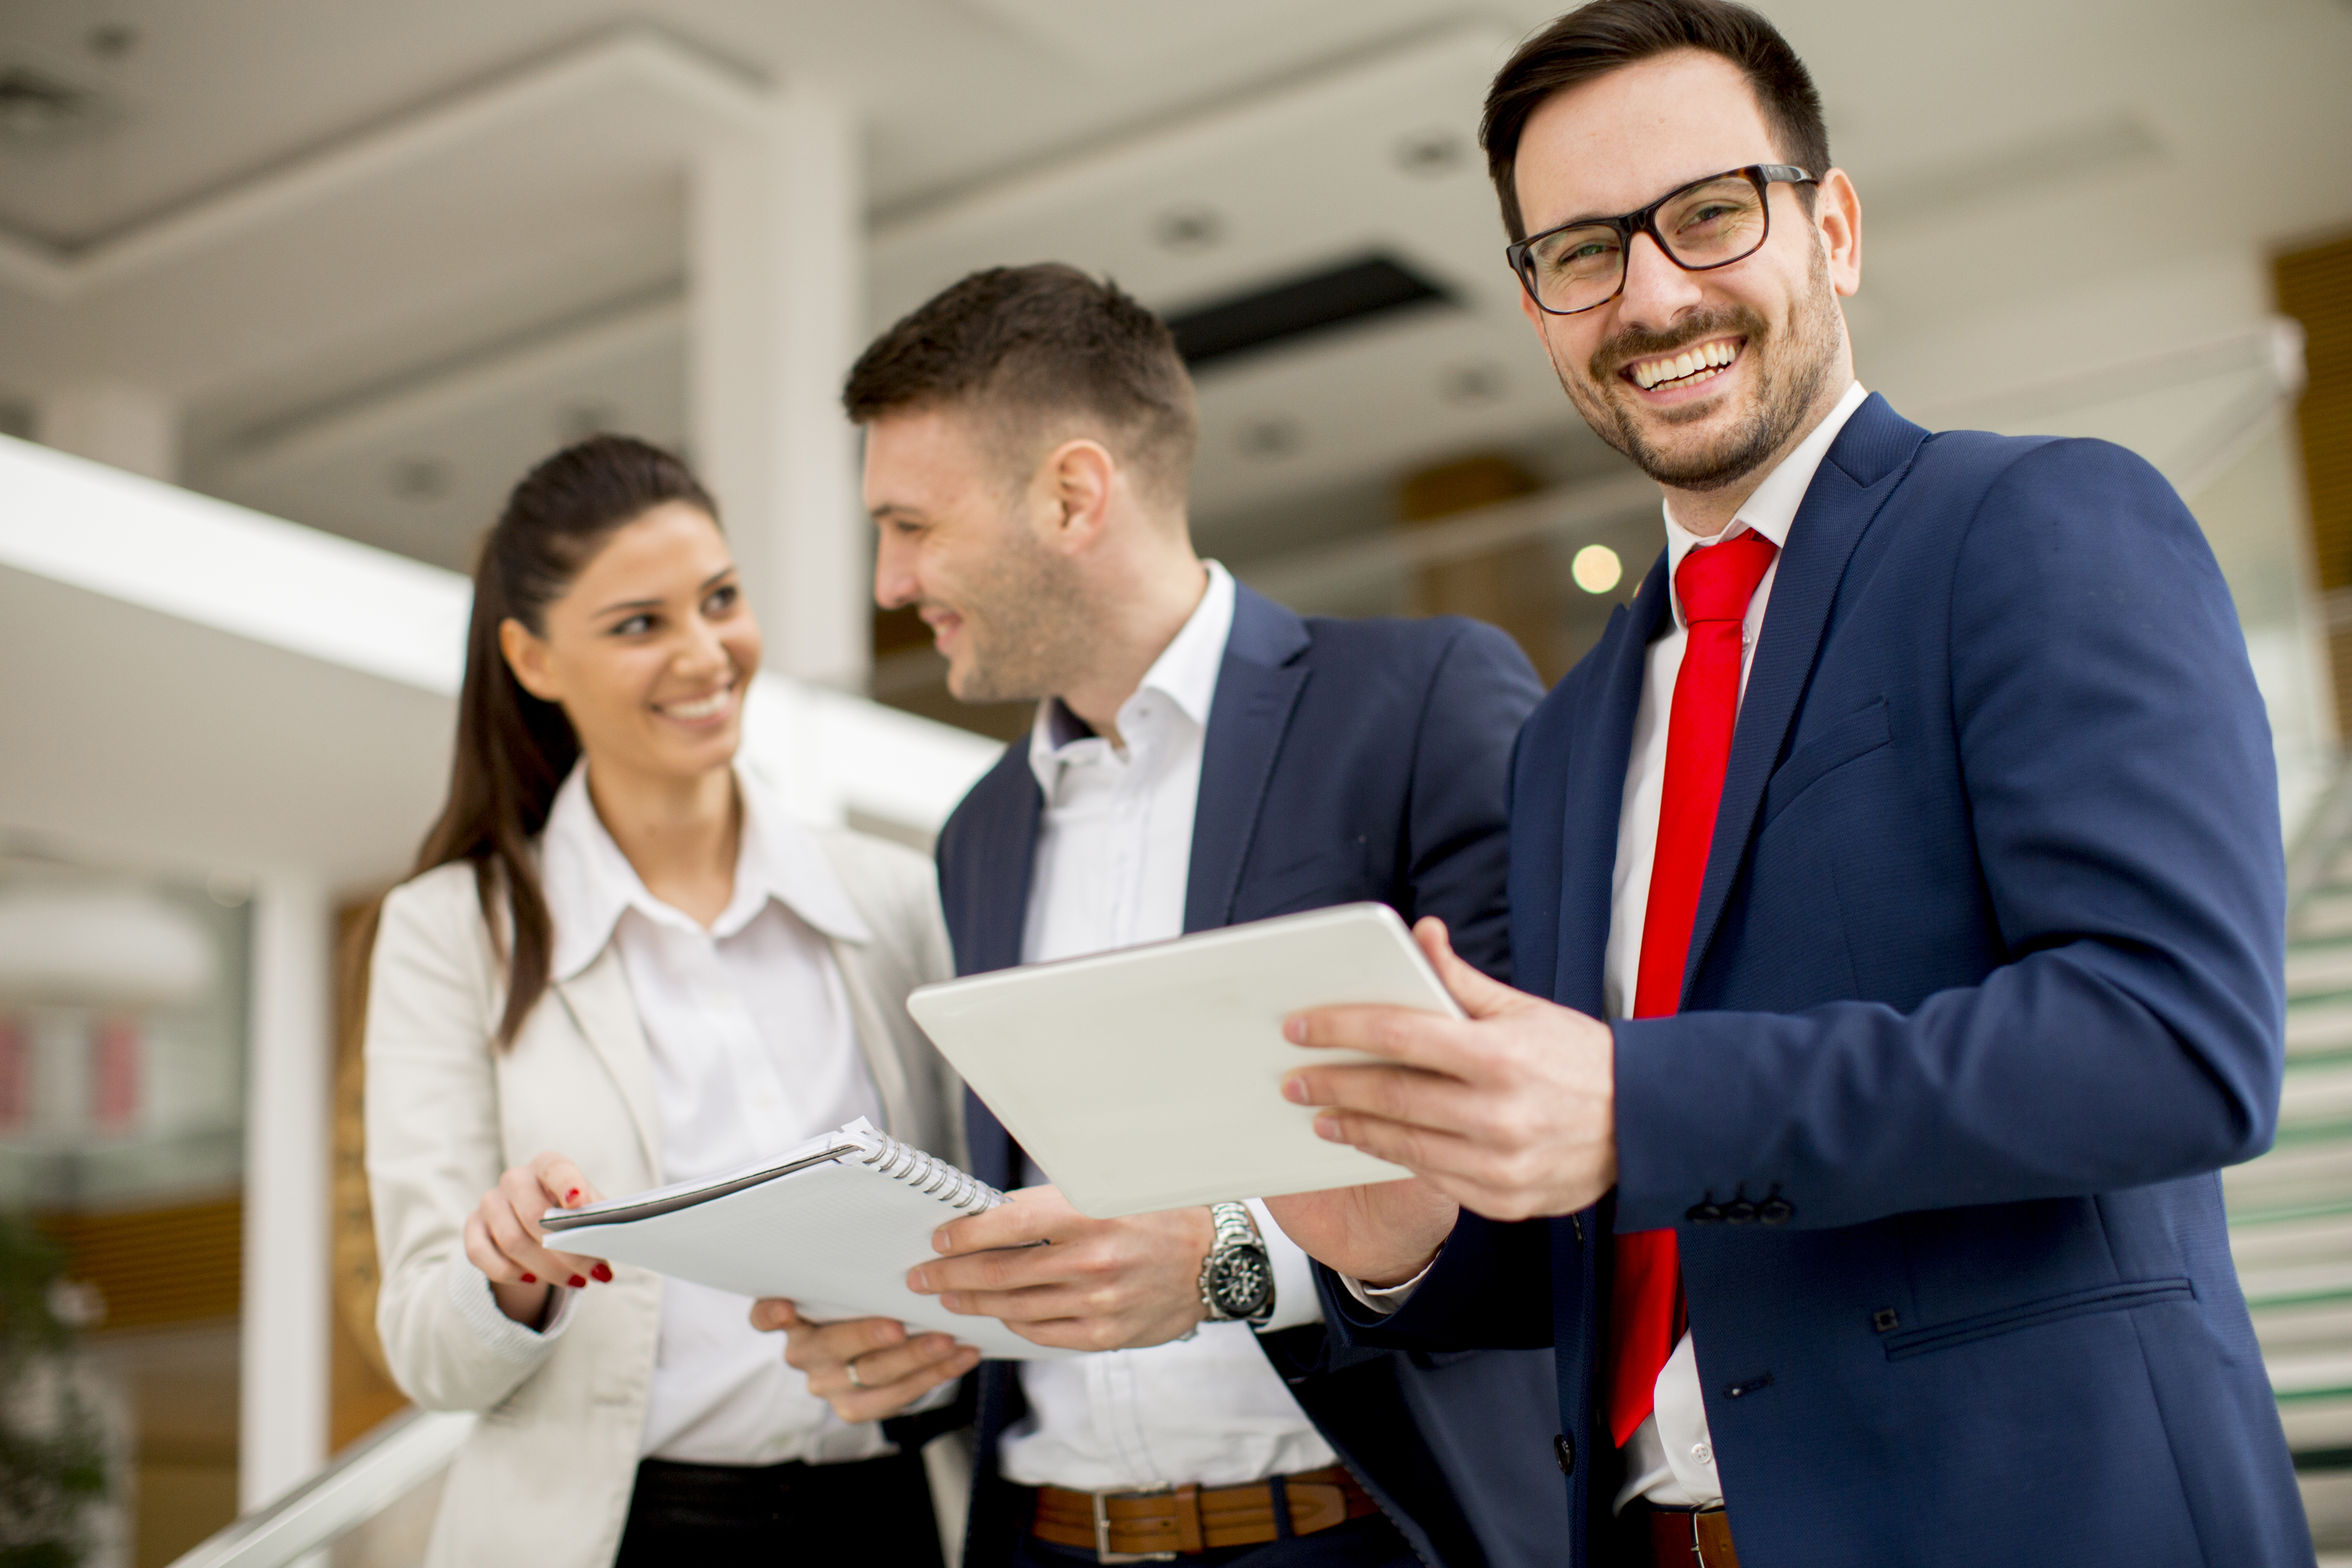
[1553,1433,1575,1475]
[1723,1200,1758,1224]
[1758,1198,1793,1225]
[1686,1203,1723,1224]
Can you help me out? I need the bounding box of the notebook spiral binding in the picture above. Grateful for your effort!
[856,1131,1007,1213]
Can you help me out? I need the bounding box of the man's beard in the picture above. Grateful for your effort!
[1558,243,1842,493]
[937,519,1096,705]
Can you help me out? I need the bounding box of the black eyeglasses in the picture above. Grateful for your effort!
[1506,164,1817,316]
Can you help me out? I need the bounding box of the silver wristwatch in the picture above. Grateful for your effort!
[1197,1202,1275,1327]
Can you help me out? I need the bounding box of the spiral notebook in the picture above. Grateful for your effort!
[539,1118,1071,1361]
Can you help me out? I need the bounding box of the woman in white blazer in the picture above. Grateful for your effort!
[364,436,973,1568]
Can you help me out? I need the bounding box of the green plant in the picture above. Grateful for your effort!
[0,1214,106,1568]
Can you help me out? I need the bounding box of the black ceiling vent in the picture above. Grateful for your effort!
[1165,254,1454,372]
[0,64,106,145]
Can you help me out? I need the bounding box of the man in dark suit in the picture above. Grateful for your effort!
[1270,3,2312,1565]
[759,264,1560,1568]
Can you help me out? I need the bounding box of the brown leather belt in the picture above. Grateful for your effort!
[1029,1466,1380,1561]
[1646,1505,1740,1568]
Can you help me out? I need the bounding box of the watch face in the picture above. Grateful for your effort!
[1210,1248,1272,1316]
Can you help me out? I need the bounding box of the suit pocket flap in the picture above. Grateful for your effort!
[1882,1277,2193,1360]
[1760,699,1891,827]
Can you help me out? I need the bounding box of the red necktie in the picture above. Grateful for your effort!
[1605,529,1778,1449]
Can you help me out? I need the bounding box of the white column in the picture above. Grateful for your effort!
[240,872,331,1510]
[689,87,870,692]
[33,383,180,483]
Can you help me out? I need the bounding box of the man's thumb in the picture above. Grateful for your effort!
[1412,917,1517,1018]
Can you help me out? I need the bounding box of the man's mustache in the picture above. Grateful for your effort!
[1587,310,1768,384]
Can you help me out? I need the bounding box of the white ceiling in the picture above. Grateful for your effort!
[0,560,456,885]
[2,0,2350,577]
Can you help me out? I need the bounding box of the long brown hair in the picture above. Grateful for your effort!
[412,435,718,1046]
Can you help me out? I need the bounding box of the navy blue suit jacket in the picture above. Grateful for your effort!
[1327,396,2309,1566]
[935,583,1563,1568]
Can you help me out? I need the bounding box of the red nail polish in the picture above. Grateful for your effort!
[568,1274,588,1289]
[520,1273,537,1284]
[591,1263,613,1283]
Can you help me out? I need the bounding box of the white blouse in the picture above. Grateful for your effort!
[516,762,891,1466]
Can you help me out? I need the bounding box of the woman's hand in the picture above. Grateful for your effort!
[750,1300,980,1423]
[463,1151,612,1326]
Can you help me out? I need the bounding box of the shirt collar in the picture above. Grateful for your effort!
[1661,379,1867,629]
[1027,560,1236,793]
[539,759,872,980]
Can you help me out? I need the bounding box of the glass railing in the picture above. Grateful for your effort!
[166,1408,473,1568]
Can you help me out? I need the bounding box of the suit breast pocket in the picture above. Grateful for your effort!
[1758,699,1891,831]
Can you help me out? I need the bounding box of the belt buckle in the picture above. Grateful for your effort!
[1092,1483,1178,1564]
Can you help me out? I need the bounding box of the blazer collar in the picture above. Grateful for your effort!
[1657,379,1869,629]
[1024,562,1236,798]
[1679,392,1928,992]
[949,574,1291,971]
[1184,584,1312,933]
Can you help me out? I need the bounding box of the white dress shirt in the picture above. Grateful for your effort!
[532,761,895,1466]
[996,560,1340,1492]
[1345,381,1870,1513]
[1608,378,1869,1511]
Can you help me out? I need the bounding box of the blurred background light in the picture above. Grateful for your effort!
[1571,543,1622,595]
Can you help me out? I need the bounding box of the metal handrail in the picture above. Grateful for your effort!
[166,1408,475,1568]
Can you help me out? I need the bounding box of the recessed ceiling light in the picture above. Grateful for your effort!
[559,403,620,443]
[1442,364,1506,404]
[1395,129,1467,177]
[1154,206,1225,254]
[390,458,449,501]
[1238,417,1301,459]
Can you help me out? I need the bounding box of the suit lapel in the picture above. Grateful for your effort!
[948,750,1042,977]
[1184,585,1311,933]
[551,949,664,1174]
[1681,396,1928,995]
[935,749,1044,1188]
[1553,552,1670,1014]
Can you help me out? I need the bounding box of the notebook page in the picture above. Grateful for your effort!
[551,1148,1070,1361]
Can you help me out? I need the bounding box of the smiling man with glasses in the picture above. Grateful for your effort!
[1264,1,2312,1565]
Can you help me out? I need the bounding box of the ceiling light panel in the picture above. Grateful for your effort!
[871,23,1547,526]
[0,61,113,147]
[870,24,1516,327]
[1166,253,1452,370]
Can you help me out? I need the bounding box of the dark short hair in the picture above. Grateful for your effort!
[1482,0,1829,241]
[843,263,1200,507]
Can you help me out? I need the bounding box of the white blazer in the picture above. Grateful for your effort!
[364,826,962,1568]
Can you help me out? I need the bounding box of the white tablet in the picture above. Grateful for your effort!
[905,902,1457,1218]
